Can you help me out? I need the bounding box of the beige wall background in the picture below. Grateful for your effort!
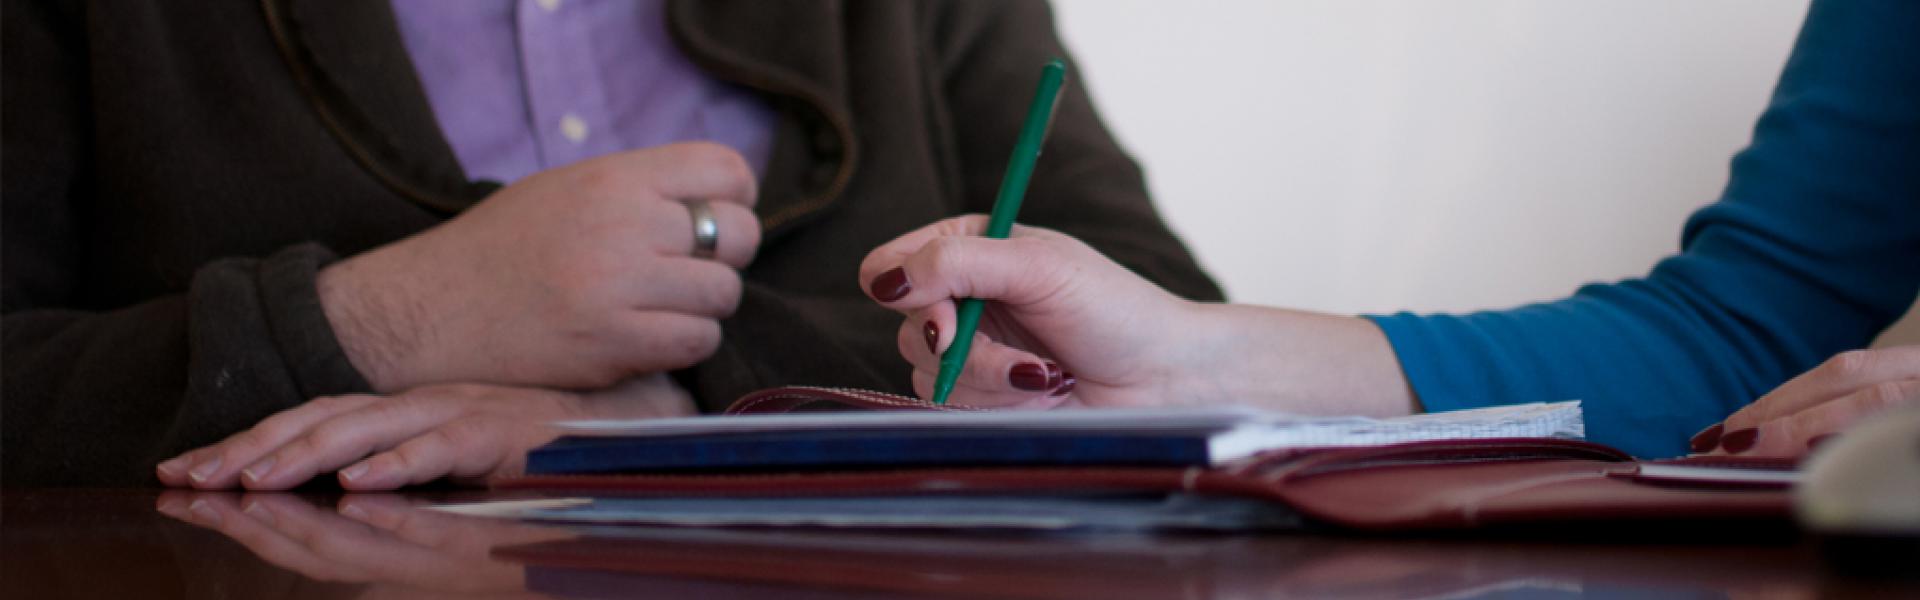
[1052,0,1919,347]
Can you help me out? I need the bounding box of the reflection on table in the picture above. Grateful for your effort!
[4,489,1915,599]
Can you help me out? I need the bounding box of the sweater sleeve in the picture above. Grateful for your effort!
[1,0,373,486]
[1368,0,1920,458]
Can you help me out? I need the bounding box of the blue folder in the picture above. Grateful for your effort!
[525,428,1220,475]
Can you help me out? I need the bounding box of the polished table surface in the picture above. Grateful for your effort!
[4,488,1914,599]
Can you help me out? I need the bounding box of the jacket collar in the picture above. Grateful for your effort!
[666,0,858,233]
[262,0,858,229]
[261,0,479,213]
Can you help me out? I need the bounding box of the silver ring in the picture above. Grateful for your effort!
[683,199,719,259]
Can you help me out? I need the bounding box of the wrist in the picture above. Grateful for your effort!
[1170,303,1416,417]
[1148,300,1247,407]
[316,253,423,393]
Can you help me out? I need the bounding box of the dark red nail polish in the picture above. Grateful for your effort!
[1043,361,1063,389]
[1689,423,1724,453]
[1051,372,1077,397]
[923,321,940,354]
[1720,428,1759,454]
[1806,433,1837,451]
[869,268,911,302]
[1009,363,1052,391]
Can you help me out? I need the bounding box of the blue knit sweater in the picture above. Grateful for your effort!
[1368,0,1920,458]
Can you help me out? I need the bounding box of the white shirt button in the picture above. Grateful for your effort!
[535,0,563,13]
[559,114,589,144]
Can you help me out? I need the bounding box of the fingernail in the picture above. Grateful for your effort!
[1052,372,1077,397]
[340,461,371,482]
[156,498,190,519]
[1806,433,1837,451]
[1720,428,1759,454]
[923,320,940,354]
[156,457,189,479]
[241,456,277,484]
[340,504,370,521]
[1010,363,1052,391]
[188,499,223,526]
[869,267,911,302]
[1043,362,1064,389]
[243,501,276,526]
[188,456,222,483]
[1689,423,1724,453]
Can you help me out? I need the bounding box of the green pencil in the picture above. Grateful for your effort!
[932,59,1068,406]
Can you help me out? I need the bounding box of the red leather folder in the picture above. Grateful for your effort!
[493,387,1794,532]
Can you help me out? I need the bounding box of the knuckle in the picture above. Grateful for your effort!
[1823,350,1874,380]
[897,320,923,359]
[679,142,749,175]
[580,367,628,390]
[716,150,755,184]
[369,395,423,420]
[948,214,991,234]
[418,426,461,455]
[649,319,722,369]
[569,162,622,198]
[723,155,756,189]
[1898,380,1920,403]
[302,422,358,454]
[228,429,275,454]
[703,270,744,316]
[1862,381,1909,408]
[392,434,448,473]
[425,383,493,400]
[304,395,351,413]
[1006,236,1057,262]
[682,320,724,362]
[433,417,500,455]
[273,436,322,466]
[728,209,764,251]
[922,236,965,276]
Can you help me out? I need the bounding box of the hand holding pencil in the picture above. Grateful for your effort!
[860,213,1212,410]
[860,59,1200,408]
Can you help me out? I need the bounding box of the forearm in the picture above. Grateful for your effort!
[1178,303,1416,417]
[315,244,432,394]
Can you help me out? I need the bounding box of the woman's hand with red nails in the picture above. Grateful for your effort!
[1697,345,1920,458]
[858,215,1224,410]
[155,375,695,490]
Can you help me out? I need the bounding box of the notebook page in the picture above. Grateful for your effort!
[1207,401,1585,463]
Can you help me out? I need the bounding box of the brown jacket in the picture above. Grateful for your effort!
[1,0,1221,485]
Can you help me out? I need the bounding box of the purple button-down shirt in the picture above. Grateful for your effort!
[391,0,776,184]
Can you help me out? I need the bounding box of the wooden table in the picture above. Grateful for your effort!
[4,488,1913,599]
